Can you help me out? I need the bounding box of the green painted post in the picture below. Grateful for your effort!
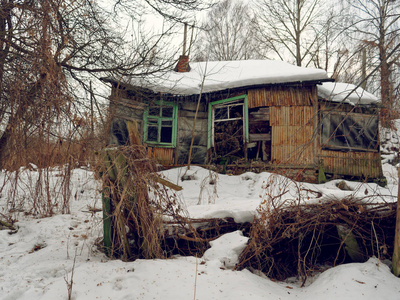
[318,163,327,184]
[102,187,112,257]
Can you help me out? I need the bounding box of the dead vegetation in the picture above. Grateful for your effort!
[96,145,203,260]
[94,143,253,260]
[235,182,396,285]
[94,143,397,283]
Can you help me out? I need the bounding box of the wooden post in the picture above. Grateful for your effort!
[392,166,400,276]
[102,188,112,257]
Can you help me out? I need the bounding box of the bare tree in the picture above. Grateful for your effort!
[0,0,207,214]
[0,0,207,167]
[193,0,262,61]
[344,0,400,124]
[256,0,326,67]
[308,7,347,74]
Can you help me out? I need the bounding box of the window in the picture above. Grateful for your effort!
[208,95,249,158]
[144,101,178,147]
[320,112,378,151]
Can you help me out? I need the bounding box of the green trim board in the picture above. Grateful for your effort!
[143,100,178,148]
[207,94,249,149]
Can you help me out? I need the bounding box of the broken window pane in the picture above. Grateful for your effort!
[147,126,158,142]
[161,106,173,118]
[215,106,228,120]
[321,112,378,151]
[230,104,243,118]
[160,126,172,143]
[148,106,160,116]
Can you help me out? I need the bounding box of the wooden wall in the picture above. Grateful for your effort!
[248,86,318,166]
[270,106,316,165]
[319,150,382,178]
[248,86,316,108]
[177,101,208,165]
[147,147,174,165]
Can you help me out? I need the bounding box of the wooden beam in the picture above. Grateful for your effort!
[249,133,271,142]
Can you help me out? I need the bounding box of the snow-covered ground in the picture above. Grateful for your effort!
[1,165,400,300]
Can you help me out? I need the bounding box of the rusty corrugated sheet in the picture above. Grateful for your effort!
[319,150,382,178]
[147,147,174,165]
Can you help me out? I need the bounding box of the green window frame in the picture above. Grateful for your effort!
[207,95,249,149]
[143,100,178,147]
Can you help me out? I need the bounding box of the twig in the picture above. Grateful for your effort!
[0,219,16,231]
[193,256,198,300]
[65,249,77,300]
[371,221,380,259]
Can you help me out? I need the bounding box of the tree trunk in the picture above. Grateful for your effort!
[392,167,400,276]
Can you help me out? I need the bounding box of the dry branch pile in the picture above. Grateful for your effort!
[235,196,396,285]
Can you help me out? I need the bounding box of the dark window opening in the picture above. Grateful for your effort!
[212,101,245,160]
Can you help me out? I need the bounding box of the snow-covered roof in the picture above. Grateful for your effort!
[317,82,380,105]
[119,60,330,96]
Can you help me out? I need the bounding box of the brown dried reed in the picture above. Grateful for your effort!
[95,144,201,260]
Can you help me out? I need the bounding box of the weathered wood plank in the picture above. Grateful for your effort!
[249,133,271,142]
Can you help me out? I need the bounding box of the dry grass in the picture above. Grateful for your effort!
[96,145,178,260]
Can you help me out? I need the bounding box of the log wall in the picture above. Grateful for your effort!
[177,101,208,165]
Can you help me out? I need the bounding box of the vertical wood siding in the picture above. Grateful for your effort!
[147,147,174,165]
[319,150,382,178]
[248,86,316,108]
[247,86,318,166]
[270,106,316,165]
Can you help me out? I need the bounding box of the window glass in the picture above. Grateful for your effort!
[147,126,158,142]
[148,106,160,117]
[161,106,173,118]
[145,102,176,146]
[321,112,378,151]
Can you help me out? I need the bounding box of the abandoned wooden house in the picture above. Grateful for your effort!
[102,57,384,183]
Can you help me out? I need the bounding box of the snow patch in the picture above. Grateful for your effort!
[203,231,249,268]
